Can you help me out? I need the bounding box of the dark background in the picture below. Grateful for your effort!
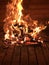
[0,0,49,35]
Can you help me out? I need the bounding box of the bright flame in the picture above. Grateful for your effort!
[17,0,23,23]
[29,26,47,39]
[4,30,9,40]
[3,0,47,44]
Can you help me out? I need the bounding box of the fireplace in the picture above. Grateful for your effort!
[0,0,49,65]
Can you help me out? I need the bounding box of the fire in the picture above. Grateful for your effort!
[17,0,23,23]
[3,0,47,44]
[29,25,47,39]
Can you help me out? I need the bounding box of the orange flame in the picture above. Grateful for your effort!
[3,0,47,44]
[17,0,23,23]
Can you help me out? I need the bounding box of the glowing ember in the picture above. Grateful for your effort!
[3,0,47,44]
[48,21,49,24]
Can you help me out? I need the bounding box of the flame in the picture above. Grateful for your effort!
[3,0,47,44]
[17,0,23,23]
[29,25,47,39]
[4,30,9,40]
